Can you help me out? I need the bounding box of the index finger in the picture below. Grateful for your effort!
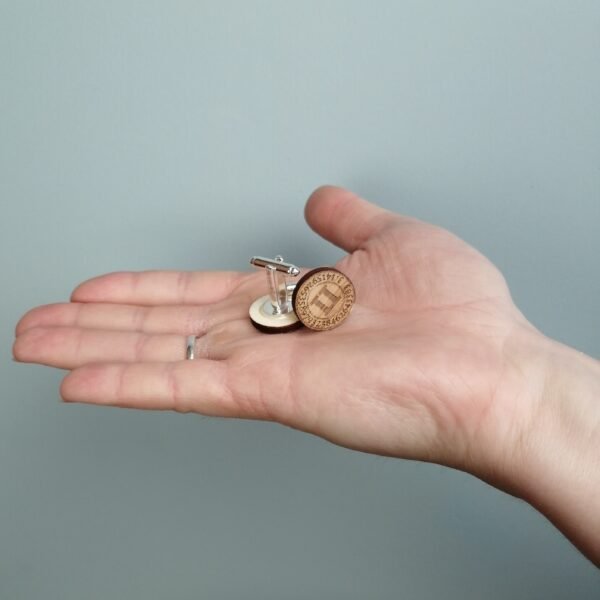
[70,270,248,306]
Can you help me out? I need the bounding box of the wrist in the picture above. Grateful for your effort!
[479,330,600,565]
[519,340,600,564]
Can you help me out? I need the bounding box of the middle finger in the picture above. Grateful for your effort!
[15,300,248,337]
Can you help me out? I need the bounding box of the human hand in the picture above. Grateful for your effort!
[9,185,558,469]
[13,186,600,564]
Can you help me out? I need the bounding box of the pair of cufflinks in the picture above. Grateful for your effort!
[249,256,355,333]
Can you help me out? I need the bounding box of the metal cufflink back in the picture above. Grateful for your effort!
[249,256,356,333]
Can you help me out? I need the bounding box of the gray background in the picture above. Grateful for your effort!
[1,1,599,598]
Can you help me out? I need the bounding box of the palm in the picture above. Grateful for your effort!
[14,187,533,470]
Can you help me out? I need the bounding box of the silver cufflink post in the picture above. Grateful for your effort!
[250,255,300,316]
[248,255,302,333]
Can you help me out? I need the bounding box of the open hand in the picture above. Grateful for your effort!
[13,186,546,478]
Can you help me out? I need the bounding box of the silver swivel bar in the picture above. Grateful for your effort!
[250,255,300,315]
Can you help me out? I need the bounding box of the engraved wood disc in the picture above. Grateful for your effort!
[291,268,355,331]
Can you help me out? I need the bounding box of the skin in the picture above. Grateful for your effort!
[13,185,600,567]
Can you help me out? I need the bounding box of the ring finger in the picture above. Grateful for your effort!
[12,318,259,369]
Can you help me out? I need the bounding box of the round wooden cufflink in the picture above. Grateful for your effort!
[249,256,303,334]
[291,267,355,331]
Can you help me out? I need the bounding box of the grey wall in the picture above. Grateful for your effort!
[1,1,599,598]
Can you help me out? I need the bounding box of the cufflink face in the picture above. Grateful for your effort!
[249,257,355,333]
[291,267,355,331]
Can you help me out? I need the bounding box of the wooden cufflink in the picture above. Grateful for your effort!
[249,256,356,333]
[292,267,355,331]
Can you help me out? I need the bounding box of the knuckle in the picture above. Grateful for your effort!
[167,363,191,413]
[132,306,148,331]
[132,332,150,361]
[177,271,192,303]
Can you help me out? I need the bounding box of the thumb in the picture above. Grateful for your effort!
[304,185,397,253]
